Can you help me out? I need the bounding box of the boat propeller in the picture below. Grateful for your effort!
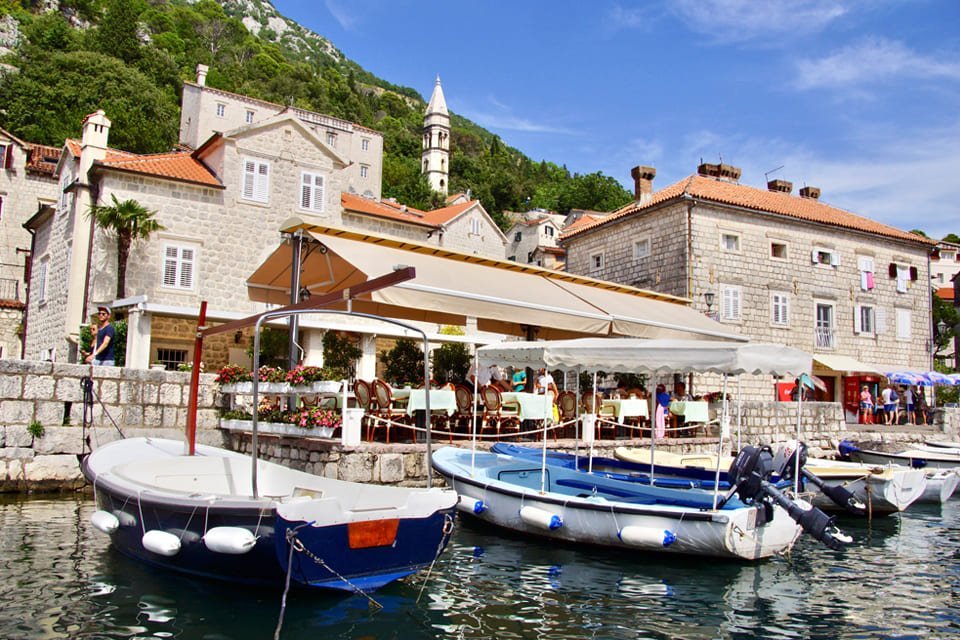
[773,442,867,515]
[721,445,851,551]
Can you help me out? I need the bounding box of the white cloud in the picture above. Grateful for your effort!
[460,96,578,135]
[324,0,357,31]
[794,37,960,91]
[668,0,849,45]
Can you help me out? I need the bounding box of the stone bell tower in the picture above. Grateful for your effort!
[422,76,450,195]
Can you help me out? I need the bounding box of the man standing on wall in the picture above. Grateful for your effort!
[85,306,116,366]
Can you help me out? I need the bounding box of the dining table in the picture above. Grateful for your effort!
[601,397,650,421]
[391,388,458,416]
[668,400,710,423]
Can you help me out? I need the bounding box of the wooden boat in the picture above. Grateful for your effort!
[840,440,960,471]
[84,437,457,592]
[916,469,960,504]
[433,445,841,561]
[616,446,928,516]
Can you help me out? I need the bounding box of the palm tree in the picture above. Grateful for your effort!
[88,195,164,298]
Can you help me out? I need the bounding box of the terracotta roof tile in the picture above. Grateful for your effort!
[421,201,475,225]
[563,174,934,245]
[936,286,954,301]
[0,299,25,309]
[25,144,62,175]
[559,214,605,238]
[96,152,222,187]
[342,193,433,226]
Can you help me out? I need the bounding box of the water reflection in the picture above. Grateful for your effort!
[0,495,957,639]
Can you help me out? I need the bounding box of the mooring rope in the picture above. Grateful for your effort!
[416,513,456,604]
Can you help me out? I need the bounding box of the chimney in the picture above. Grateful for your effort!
[631,165,656,204]
[697,162,741,183]
[767,179,793,194]
[81,109,111,153]
[799,186,821,200]
[196,64,209,86]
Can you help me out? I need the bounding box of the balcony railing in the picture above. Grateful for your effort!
[0,278,19,301]
[814,327,835,349]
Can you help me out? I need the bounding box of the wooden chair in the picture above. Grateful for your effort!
[557,390,579,438]
[582,392,617,439]
[451,384,477,439]
[480,384,520,440]
[371,378,411,443]
[353,380,377,441]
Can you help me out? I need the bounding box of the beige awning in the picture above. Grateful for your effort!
[246,221,746,341]
[813,354,882,374]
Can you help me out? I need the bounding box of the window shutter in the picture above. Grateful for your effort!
[254,162,269,202]
[2,144,12,169]
[853,305,862,334]
[179,248,194,288]
[875,308,886,334]
[312,174,324,210]
[811,249,819,264]
[909,266,918,281]
[888,262,897,278]
[163,246,178,287]
[300,173,312,209]
[242,161,256,199]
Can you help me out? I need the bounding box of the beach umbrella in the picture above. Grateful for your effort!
[946,373,960,386]
[924,371,953,386]
[884,371,926,386]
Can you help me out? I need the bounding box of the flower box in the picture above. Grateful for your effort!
[307,380,341,394]
[220,382,291,395]
[220,418,335,439]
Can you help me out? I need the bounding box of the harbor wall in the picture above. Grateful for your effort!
[0,360,957,490]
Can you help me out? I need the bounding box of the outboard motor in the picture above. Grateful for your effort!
[775,441,866,515]
[724,445,851,551]
[837,440,860,461]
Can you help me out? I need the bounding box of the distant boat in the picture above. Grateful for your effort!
[84,437,457,592]
[840,440,960,471]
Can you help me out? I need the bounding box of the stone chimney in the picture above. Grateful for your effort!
[697,162,741,183]
[767,179,793,194]
[799,186,821,200]
[631,165,656,204]
[196,63,209,86]
[80,110,111,172]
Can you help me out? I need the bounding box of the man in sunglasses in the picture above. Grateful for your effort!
[85,306,116,366]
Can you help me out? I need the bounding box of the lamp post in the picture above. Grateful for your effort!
[704,291,715,318]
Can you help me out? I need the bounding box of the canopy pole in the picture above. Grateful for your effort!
[735,377,742,452]
[711,374,729,509]
[589,371,598,473]
[470,350,478,474]
[794,377,803,495]
[185,301,207,456]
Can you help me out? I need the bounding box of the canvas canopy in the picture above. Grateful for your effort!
[477,338,812,377]
[246,221,746,342]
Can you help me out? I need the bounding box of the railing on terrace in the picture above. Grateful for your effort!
[814,327,836,349]
[0,278,19,301]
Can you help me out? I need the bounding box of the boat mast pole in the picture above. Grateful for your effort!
[185,301,207,456]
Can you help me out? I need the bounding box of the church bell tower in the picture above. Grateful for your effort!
[422,76,450,195]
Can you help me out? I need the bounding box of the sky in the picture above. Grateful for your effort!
[272,0,960,239]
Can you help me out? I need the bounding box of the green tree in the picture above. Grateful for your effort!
[381,338,425,386]
[432,342,472,385]
[322,331,363,379]
[88,195,164,298]
[94,0,147,63]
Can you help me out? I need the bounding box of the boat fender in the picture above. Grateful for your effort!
[618,526,677,548]
[203,527,257,554]
[90,510,119,535]
[519,506,563,530]
[472,500,487,514]
[142,530,181,557]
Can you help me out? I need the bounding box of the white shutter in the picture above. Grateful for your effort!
[722,287,741,321]
[831,251,840,267]
[242,160,256,199]
[36,262,47,303]
[163,246,179,287]
[254,162,269,202]
[300,173,312,209]
[896,308,912,339]
[853,305,862,334]
[811,249,819,264]
[312,174,324,211]
[876,308,887,334]
[179,248,195,288]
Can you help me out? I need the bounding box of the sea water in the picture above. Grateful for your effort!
[0,493,957,639]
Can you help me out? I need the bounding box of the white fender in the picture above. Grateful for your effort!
[203,526,257,554]
[142,530,181,556]
[90,510,119,534]
[519,505,563,530]
[619,526,677,548]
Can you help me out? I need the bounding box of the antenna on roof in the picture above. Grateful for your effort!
[764,165,785,182]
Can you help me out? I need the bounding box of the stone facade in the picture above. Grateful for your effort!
[505,212,565,268]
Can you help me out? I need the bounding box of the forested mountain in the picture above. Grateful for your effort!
[0,0,632,228]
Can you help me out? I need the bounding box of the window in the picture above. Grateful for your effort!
[241,158,270,203]
[36,259,48,304]
[0,143,9,169]
[770,242,787,259]
[855,304,875,334]
[771,292,789,326]
[162,245,196,290]
[634,238,651,259]
[942,250,956,260]
[896,308,912,340]
[300,171,325,212]
[360,164,369,178]
[155,348,188,371]
[895,264,909,293]
[59,172,71,211]
[326,131,337,147]
[721,233,740,252]
[590,252,604,274]
[216,103,225,117]
[815,302,835,348]
[721,285,741,321]
[514,231,522,242]
[812,247,839,266]
[544,226,554,238]
[471,219,480,235]
[245,110,255,124]
[0,196,3,221]
[361,138,370,151]
[858,256,875,291]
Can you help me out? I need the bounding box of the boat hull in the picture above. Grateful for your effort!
[434,447,802,561]
[916,470,960,504]
[83,438,457,592]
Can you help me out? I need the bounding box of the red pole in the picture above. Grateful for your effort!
[185,301,207,455]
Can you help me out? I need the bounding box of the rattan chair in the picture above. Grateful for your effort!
[370,378,411,443]
[480,384,520,440]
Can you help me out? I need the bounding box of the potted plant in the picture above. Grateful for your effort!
[215,364,253,393]
[257,366,290,393]
[286,365,341,393]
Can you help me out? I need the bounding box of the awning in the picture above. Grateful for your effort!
[246,221,746,342]
[812,354,882,374]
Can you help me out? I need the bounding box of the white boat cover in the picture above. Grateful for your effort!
[477,338,811,376]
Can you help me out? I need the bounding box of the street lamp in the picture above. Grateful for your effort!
[704,291,715,312]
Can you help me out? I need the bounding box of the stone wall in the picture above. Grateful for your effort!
[0,359,956,492]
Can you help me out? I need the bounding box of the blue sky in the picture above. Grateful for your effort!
[273,0,960,239]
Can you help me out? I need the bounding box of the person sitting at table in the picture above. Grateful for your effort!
[534,368,558,396]
[511,367,527,392]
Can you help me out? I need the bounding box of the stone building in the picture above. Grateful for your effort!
[560,162,937,415]
[0,129,59,358]
[21,68,506,373]
[504,209,566,269]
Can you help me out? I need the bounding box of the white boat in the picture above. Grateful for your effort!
[440,338,851,559]
[615,446,928,516]
[434,446,821,560]
[916,469,960,504]
[841,440,960,471]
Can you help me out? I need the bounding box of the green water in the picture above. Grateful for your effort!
[1,494,957,639]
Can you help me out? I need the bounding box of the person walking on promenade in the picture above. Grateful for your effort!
[85,306,116,366]
[859,385,874,424]
[881,384,894,425]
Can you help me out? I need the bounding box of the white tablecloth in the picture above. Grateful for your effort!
[602,398,649,421]
[392,388,457,416]
[500,392,551,420]
[669,400,710,423]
